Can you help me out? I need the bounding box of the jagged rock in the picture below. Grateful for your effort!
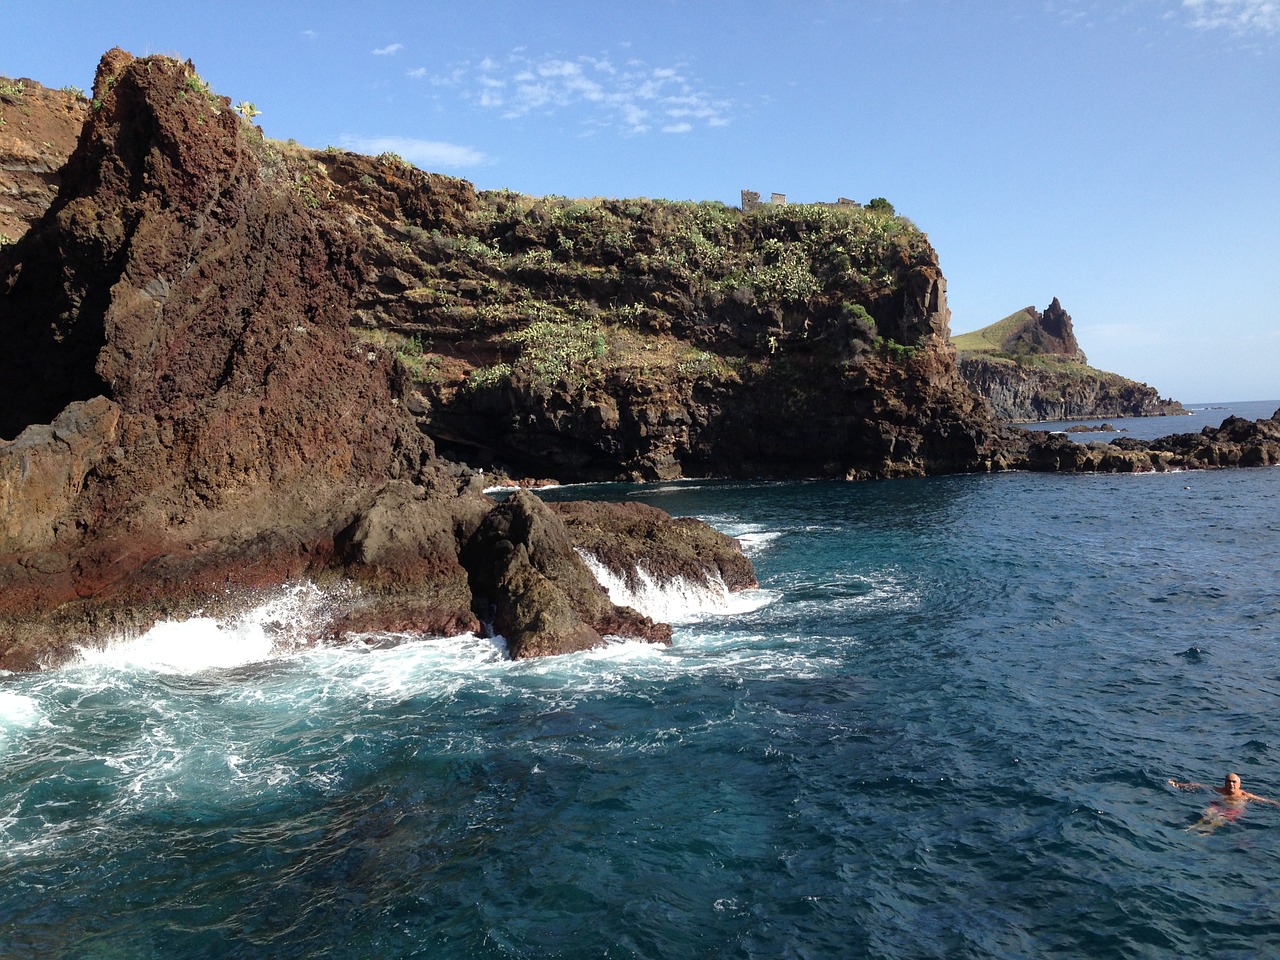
[0,51,702,670]
[552,500,757,593]
[952,300,1184,422]
[1005,298,1086,360]
[1012,408,1280,473]
[460,490,670,658]
[5,48,1276,671]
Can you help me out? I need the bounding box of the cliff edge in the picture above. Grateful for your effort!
[951,299,1185,422]
[0,51,748,670]
[2,51,1274,670]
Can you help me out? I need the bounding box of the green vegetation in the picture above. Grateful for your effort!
[354,187,938,397]
[950,308,1037,355]
[0,79,25,98]
[350,328,443,382]
[875,337,917,362]
[234,101,261,119]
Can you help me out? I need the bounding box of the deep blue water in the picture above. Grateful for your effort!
[3,407,1280,959]
[1025,398,1280,442]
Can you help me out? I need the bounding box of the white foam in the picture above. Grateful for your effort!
[0,691,42,732]
[74,616,276,674]
[578,551,774,624]
[71,583,329,676]
[735,531,781,554]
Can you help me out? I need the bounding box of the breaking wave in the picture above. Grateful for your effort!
[577,550,775,624]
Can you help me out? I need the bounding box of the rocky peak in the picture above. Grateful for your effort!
[1002,298,1086,361]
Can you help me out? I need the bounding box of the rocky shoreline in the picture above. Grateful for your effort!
[1,51,1276,672]
[953,300,1186,423]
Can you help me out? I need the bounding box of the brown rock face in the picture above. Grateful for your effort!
[1002,299,1086,361]
[0,74,87,244]
[0,51,767,670]
[0,54,463,665]
[460,490,671,659]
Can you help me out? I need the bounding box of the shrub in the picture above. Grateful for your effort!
[466,363,513,391]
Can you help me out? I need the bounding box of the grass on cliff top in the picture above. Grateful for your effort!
[950,308,1037,354]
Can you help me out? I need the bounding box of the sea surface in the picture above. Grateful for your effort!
[2,402,1279,959]
[1024,397,1280,442]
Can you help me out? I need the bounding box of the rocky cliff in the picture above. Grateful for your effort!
[952,300,1185,422]
[0,74,87,245]
[1,51,1275,671]
[0,51,749,670]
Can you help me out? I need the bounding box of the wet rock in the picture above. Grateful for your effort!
[552,499,757,594]
[460,490,670,659]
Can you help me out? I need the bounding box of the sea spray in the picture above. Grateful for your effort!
[70,583,337,675]
[577,550,773,625]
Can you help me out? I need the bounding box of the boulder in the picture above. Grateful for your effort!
[552,499,757,593]
[460,490,670,658]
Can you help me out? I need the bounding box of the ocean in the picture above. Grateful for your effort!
[2,401,1279,959]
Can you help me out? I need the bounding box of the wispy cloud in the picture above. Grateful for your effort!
[372,43,404,56]
[338,135,486,169]
[1182,0,1279,31]
[302,29,319,41]
[427,51,733,135]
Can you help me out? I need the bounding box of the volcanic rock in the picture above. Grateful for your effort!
[460,490,670,658]
[952,300,1184,422]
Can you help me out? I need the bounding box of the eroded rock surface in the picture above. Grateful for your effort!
[461,490,671,659]
[0,51,749,669]
[1,49,1273,670]
[953,300,1184,422]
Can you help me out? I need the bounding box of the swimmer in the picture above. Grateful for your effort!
[1168,773,1279,834]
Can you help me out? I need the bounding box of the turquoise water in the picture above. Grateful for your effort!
[3,416,1280,957]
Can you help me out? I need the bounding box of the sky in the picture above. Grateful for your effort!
[2,0,1277,403]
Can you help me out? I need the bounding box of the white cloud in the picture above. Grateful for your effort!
[372,43,404,56]
[338,135,487,169]
[302,29,319,41]
[432,50,733,135]
[406,67,428,80]
[1182,0,1280,31]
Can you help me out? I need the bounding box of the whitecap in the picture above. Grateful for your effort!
[735,531,782,554]
[0,691,42,733]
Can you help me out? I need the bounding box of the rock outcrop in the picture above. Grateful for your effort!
[2,50,1274,670]
[952,300,1184,422]
[460,490,671,658]
[1014,408,1280,472]
[553,499,758,595]
[0,75,87,245]
[0,51,753,670]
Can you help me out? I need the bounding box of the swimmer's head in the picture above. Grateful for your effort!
[1224,773,1243,796]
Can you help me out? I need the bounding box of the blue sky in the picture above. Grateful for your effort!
[3,1,1277,403]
